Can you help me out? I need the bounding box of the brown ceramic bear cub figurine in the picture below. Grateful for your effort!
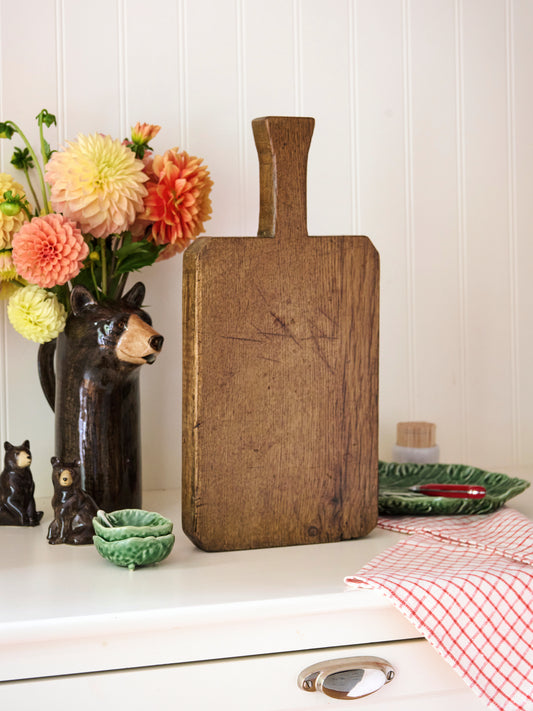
[0,440,43,526]
[47,457,98,545]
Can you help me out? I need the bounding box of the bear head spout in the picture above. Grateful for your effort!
[68,282,164,367]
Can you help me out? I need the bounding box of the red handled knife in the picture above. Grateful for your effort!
[407,483,486,499]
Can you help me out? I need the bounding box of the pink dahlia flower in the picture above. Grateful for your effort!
[12,213,89,288]
[140,149,212,252]
[45,133,148,239]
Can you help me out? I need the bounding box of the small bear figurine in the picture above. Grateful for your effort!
[0,440,43,526]
[47,457,98,545]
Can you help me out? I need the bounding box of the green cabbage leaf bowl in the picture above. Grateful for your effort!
[93,533,175,570]
[93,509,173,542]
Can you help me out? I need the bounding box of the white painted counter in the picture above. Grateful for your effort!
[0,490,416,680]
[1,482,530,709]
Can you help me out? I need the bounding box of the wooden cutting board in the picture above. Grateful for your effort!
[182,116,379,551]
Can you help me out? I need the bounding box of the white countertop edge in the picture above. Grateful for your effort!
[0,589,420,682]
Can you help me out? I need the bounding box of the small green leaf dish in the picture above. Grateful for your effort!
[379,461,530,516]
[93,509,173,541]
[93,533,175,570]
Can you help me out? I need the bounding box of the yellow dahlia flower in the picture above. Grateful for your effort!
[0,173,30,249]
[7,284,66,343]
[0,250,17,281]
[45,133,148,239]
[0,280,19,300]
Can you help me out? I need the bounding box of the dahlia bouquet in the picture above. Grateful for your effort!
[0,110,212,343]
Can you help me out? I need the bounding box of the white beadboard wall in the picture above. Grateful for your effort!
[0,0,532,496]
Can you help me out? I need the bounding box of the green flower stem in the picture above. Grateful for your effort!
[114,273,128,300]
[37,116,52,200]
[100,239,108,297]
[110,234,119,276]
[20,202,32,221]
[107,234,126,300]
[21,166,41,214]
[89,259,100,297]
[3,120,48,214]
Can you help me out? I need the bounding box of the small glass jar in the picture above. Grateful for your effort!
[392,421,440,464]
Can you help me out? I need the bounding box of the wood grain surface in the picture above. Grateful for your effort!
[182,116,379,551]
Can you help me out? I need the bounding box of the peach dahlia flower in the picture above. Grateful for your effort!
[140,149,212,252]
[12,213,89,288]
[45,133,148,238]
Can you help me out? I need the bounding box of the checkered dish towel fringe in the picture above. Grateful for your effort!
[344,507,533,711]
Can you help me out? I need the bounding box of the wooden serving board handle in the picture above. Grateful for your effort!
[252,116,315,240]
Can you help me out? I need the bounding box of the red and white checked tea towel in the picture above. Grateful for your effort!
[345,507,533,711]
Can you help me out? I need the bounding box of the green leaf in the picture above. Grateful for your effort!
[70,267,98,294]
[115,233,138,258]
[114,241,163,275]
[42,139,53,162]
[49,283,71,311]
[124,140,151,160]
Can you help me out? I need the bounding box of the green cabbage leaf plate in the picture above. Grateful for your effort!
[379,461,530,516]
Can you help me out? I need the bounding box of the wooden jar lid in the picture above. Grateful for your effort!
[396,421,436,448]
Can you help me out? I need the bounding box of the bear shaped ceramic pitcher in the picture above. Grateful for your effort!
[38,282,164,512]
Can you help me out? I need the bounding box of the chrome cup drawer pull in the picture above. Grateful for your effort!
[297,656,395,700]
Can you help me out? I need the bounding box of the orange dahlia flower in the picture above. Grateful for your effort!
[12,213,89,288]
[141,149,212,252]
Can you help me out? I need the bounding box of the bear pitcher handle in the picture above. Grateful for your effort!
[37,340,57,411]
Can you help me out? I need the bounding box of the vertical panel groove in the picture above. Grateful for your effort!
[348,0,360,234]
[55,0,66,143]
[236,0,247,234]
[178,0,189,145]
[402,0,417,417]
[506,0,520,464]
[117,0,128,136]
[454,0,469,461]
[292,0,303,113]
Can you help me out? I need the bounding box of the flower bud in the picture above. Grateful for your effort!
[0,123,15,139]
[0,201,21,217]
[131,122,161,145]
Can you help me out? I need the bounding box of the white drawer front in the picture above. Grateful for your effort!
[0,638,486,710]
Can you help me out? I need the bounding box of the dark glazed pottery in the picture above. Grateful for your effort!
[38,282,163,512]
[0,440,43,526]
[47,457,99,545]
